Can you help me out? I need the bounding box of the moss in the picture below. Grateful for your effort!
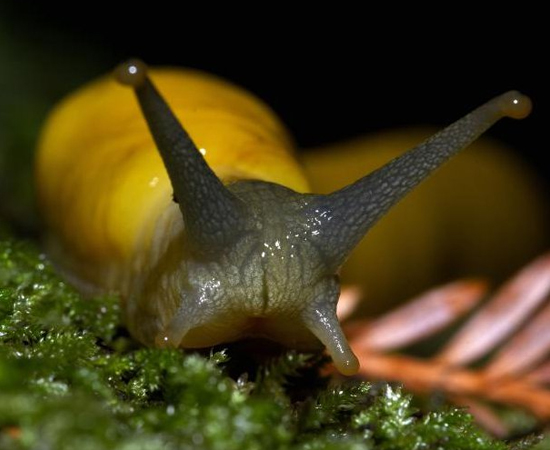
[0,238,542,449]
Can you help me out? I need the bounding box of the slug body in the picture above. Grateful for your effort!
[36,60,531,375]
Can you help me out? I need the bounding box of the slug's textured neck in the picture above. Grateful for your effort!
[115,59,248,253]
[310,90,533,268]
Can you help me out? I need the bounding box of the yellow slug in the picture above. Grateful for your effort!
[35,59,534,375]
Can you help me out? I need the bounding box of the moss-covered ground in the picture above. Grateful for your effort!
[1,238,547,449]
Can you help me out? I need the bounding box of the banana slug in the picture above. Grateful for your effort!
[35,59,532,375]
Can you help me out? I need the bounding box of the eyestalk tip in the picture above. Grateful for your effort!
[498,90,532,119]
[114,58,148,87]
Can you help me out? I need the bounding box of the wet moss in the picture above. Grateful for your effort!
[0,238,542,449]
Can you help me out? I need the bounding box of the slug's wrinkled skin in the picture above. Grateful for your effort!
[36,60,532,375]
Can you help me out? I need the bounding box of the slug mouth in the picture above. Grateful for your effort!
[241,316,325,350]
[155,314,323,351]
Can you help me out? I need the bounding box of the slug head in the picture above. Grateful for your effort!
[115,59,531,375]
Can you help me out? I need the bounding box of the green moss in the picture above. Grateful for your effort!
[0,238,542,449]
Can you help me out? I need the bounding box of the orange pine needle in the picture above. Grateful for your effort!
[333,251,550,434]
[347,280,487,352]
[526,361,550,384]
[437,253,550,366]
[353,349,550,419]
[485,301,550,378]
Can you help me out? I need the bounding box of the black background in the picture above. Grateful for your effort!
[1,3,547,182]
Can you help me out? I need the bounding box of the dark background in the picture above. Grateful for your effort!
[0,4,548,228]
[1,5,546,145]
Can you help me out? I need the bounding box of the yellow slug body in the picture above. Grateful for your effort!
[35,61,542,375]
[36,68,309,296]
